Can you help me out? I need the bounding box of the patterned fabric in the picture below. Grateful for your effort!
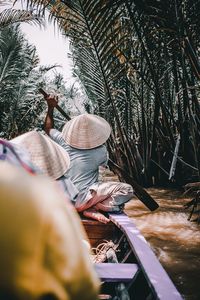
[0,139,36,174]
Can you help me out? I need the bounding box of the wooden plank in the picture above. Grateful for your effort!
[82,218,102,225]
[109,213,183,300]
[82,218,116,244]
[94,263,138,282]
[83,224,114,238]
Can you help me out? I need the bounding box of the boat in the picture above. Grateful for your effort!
[82,212,183,300]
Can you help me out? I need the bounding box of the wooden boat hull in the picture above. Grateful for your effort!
[82,213,183,300]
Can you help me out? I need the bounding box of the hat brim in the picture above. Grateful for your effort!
[62,114,111,149]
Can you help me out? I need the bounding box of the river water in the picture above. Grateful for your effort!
[125,188,200,300]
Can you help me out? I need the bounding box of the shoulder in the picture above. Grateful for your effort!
[96,144,108,155]
[91,144,108,166]
[49,129,69,150]
[49,128,62,140]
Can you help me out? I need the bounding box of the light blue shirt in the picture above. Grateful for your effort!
[50,129,108,200]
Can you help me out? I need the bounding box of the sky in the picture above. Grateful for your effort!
[20,22,74,82]
[4,1,74,82]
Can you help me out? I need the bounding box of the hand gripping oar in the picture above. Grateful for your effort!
[39,88,159,211]
[38,88,71,121]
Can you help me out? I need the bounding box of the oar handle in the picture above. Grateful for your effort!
[55,105,71,121]
[38,88,48,98]
[38,88,71,121]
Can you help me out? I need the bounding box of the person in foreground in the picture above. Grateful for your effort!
[44,94,134,223]
[0,161,100,300]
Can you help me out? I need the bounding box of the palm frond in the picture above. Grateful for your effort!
[38,64,61,73]
[0,8,43,28]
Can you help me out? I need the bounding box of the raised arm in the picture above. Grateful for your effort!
[44,94,58,135]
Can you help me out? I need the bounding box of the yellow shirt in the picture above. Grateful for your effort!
[0,162,99,300]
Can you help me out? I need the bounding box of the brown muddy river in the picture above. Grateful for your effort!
[125,188,200,300]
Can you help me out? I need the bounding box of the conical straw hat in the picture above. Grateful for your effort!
[11,131,70,179]
[62,114,111,149]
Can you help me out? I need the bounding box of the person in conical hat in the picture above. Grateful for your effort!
[44,95,134,223]
[11,130,70,180]
[11,131,79,201]
[0,161,99,300]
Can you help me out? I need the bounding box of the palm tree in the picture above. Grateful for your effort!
[0,24,42,137]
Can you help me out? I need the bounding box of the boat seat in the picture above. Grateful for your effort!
[94,263,139,283]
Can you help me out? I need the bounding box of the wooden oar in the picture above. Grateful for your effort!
[108,159,159,211]
[39,88,159,211]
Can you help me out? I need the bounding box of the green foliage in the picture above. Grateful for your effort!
[0,24,80,138]
[0,4,47,138]
[14,0,200,186]
[0,8,42,28]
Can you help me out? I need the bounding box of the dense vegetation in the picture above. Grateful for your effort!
[0,5,86,137]
[1,0,200,188]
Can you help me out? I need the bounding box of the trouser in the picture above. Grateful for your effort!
[75,181,134,212]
